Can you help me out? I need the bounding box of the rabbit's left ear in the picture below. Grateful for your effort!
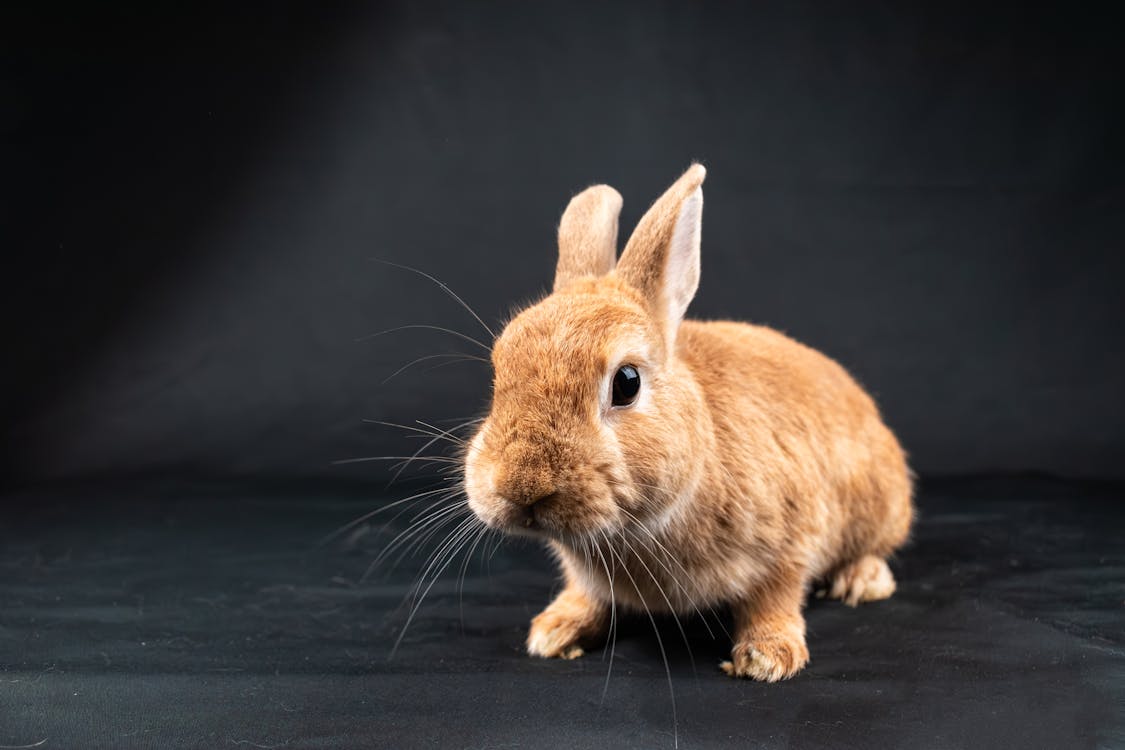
[554,184,623,291]
[615,163,705,347]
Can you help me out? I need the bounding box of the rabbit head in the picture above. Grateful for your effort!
[464,165,711,544]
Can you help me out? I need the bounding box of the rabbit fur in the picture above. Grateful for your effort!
[463,164,913,681]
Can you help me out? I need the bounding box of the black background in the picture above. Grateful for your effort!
[3,4,1125,749]
[4,1,1124,489]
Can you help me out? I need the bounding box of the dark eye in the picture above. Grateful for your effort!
[611,365,641,407]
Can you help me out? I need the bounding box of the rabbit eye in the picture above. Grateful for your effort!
[611,365,640,407]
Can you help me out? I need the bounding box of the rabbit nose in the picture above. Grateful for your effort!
[524,489,558,508]
[495,441,557,506]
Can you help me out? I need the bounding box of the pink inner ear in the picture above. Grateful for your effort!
[614,164,707,320]
[662,186,703,327]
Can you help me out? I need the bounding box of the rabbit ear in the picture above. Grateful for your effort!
[554,184,623,291]
[615,164,706,345]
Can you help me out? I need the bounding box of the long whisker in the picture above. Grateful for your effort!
[390,514,482,658]
[316,484,454,547]
[331,455,463,466]
[457,524,491,631]
[389,511,474,620]
[364,498,468,580]
[608,479,730,640]
[616,504,730,641]
[431,416,485,426]
[419,356,489,376]
[409,511,477,606]
[595,529,619,705]
[378,492,465,557]
[356,323,492,354]
[381,353,489,385]
[388,460,461,479]
[605,542,679,749]
[373,259,496,339]
[362,419,470,445]
[487,529,505,562]
[389,436,455,489]
[399,504,474,567]
[359,419,467,486]
[616,531,698,679]
[413,421,471,449]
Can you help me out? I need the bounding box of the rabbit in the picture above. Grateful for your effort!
[463,164,913,681]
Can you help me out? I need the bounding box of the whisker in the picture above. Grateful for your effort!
[617,504,729,641]
[382,516,468,583]
[412,420,471,448]
[359,419,470,487]
[331,455,462,466]
[616,532,698,679]
[388,462,461,481]
[387,435,457,489]
[419,356,490,376]
[487,529,505,562]
[361,420,468,446]
[408,512,477,605]
[480,527,501,578]
[595,529,619,705]
[316,484,454,547]
[605,542,679,749]
[399,504,474,566]
[372,258,496,339]
[604,477,729,639]
[390,515,482,658]
[381,352,489,385]
[356,323,492,354]
[364,498,468,580]
[431,416,485,426]
[457,524,491,631]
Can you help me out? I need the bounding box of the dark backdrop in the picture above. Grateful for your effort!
[4,1,1124,489]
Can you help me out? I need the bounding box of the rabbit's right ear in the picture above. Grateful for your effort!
[614,164,705,351]
[554,184,623,292]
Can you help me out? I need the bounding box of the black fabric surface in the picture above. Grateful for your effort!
[2,477,1122,749]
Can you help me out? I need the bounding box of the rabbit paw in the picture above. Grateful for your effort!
[721,630,809,682]
[526,590,605,659]
[825,555,896,607]
[526,609,587,659]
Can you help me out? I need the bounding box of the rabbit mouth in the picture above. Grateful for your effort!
[512,503,544,534]
[486,493,616,542]
[474,497,548,539]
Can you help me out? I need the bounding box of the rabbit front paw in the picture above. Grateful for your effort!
[527,609,588,659]
[526,585,607,659]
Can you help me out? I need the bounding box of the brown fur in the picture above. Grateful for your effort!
[464,164,914,681]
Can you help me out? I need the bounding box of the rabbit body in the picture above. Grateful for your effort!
[464,165,913,681]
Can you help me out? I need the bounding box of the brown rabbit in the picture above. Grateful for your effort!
[463,164,913,681]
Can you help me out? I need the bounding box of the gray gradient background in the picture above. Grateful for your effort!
[4,2,1124,487]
